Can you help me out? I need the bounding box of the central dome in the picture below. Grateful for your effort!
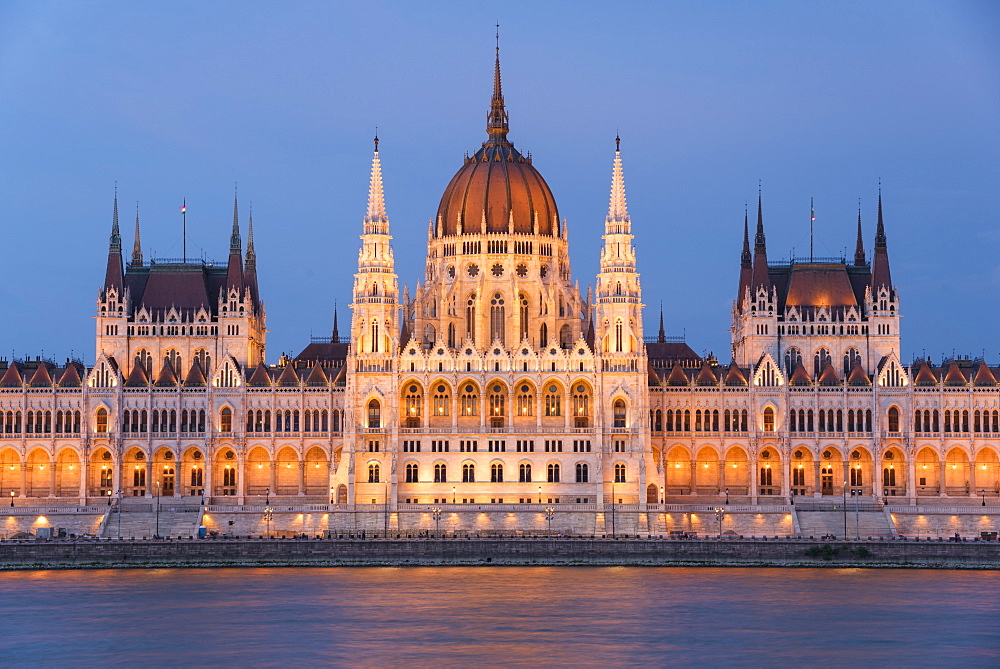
[435,51,559,238]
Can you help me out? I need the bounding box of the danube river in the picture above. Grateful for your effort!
[1,567,998,666]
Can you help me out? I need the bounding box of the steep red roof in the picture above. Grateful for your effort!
[28,363,53,388]
[943,361,968,386]
[817,362,841,387]
[847,363,871,387]
[154,360,178,387]
[784,266,859,307]
[184,361,207,387]
[276,364,300,387]
[666,363,689,386]
[0,363,23,387]
[58,363,83,387]
[724,361,748,387]
[913,361,938,386]
[973,362,998,387]
[305,364,328,386]
[789,361,812,386]
[695,362,718,386]
[248,363,271,387]
[125,364,149,387]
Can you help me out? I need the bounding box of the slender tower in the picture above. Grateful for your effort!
[594,135,644,353]
[350,135,400,355]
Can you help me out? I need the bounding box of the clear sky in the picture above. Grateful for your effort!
[0,1,997,366]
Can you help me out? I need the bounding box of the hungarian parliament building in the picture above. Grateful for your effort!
[2,53,998,516]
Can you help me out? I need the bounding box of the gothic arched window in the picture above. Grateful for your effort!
[784,348,802,376]
[843,347,862,375]
[813,348,831,377]
[490,293,505,345]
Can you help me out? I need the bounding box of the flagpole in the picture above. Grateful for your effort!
[182,197,187,263]
[809,197,814,262]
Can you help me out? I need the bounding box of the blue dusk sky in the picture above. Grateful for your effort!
[0,1,997,365]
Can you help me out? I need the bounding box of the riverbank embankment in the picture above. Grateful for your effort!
[0,537,997,570]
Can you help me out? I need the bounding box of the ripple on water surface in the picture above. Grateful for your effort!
[1,567,998,667]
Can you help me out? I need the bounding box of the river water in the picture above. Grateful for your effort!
[0,567,997,667]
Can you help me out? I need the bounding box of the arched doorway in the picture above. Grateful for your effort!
[646,483,659,504]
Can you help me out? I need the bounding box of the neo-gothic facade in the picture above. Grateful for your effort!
[1,51,998,514]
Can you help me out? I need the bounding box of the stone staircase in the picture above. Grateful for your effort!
[795,500,896,539]
[102,501,202,539]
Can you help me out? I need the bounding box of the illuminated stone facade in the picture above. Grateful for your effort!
[1,52,998,528]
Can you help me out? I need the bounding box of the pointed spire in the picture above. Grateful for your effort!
[606,134,629,231]
[737,205,752,308]
[104,186,124,292]
[245,207,256,269]
[875,182,886,249]
[741,206,751,266]
[854,203,866,266]
[364,133,389,234]
[332,301,340,342]
[486,29,510,143]
[110,186,121,252]
[754,186,766,251]
[131,203,143,267]
[751,185,770,293]
[871,182,893,292]
[243,205,259,307]
[658,302,666,343]
[226,186,244,292]
[230,187,242,252]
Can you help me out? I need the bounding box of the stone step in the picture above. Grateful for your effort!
[796,510,894,539]
[102,511,202,538]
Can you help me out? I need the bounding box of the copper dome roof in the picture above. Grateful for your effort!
[435,50,559,238]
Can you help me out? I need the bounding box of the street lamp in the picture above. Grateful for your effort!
[264,505,273,538]
[714,507,724,538]
[265,486,270,506]
[432,507,441,536]
[842,479,848,540]
[982,489,987,507]
[851,488,862,540]
[659,486,664,505]
[538,486,542,504]
[116,489,123,539]
[545,507,555,535]
[452,486,456,504]
[10,490,15,507]
[611,480,616,537]
[725,487,729,505]
[107,489,112,506]
[155,481,161,539]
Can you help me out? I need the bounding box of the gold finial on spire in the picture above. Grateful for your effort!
[374,126,379,152]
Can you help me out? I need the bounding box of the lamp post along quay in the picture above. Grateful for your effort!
[432,507,442,536]
[852,488,862,540]
[545,507,555,535]
[714,507,725,538]
[116,489,123,539]
[155,481,161,539]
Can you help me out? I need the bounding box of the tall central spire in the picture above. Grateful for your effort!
[606,134,629,232]
[364,133,389,234]
[486,30,510,143]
